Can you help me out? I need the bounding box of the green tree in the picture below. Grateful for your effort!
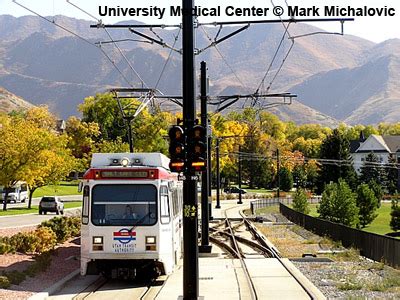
[279,167,293,192]
[293,188,310,214]
[317,129,358,192]
[367,179,383,208]
[317,180,359,227]
[360,152,385,185]
[356,184,378,228]
[65,117,100,171]
[293,164,307,188]
[390,197,400,231]
[385,154,398,195]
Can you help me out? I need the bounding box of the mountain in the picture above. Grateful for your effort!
[291,39,400,124]
[0,14,398,126]
[0,86,33,113]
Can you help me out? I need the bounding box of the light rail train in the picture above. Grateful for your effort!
[80,153,183,279]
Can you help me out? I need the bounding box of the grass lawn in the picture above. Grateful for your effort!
[306,203,396,237]
[32,181,82,198]
[0,201,82,216]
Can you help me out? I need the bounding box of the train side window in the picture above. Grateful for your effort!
[160,186,170,224]
[82,186,89,225]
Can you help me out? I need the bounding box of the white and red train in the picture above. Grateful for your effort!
[80,153,183,279]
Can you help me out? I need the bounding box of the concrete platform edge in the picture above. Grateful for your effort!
[27,268,80,300]
[281,258,327,300]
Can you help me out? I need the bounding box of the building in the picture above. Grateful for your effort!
[350,134,400,174]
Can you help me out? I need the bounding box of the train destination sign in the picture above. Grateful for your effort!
[101,171,148,178]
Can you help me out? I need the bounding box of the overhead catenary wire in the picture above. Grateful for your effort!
[66,0,147,88]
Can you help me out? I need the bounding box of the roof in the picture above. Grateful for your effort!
[91,153,170,169]
[349,140,361,153]
[350,135,400,154]
[382,135,400,153]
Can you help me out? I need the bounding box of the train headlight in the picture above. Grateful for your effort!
[93,236,103,244]
[121,157,130,167]
[93,236,104,251]
[145,236,157,251]
[146,236,156,244]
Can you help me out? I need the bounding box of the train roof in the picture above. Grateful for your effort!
[91,153,170,170]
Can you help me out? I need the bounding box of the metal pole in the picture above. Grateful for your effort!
[207,134,213,219]
[238,145,243,204]
[127,120,134,153]
[182,0,199,298]
[277,148,280,199]
[216,138,221,209]
[200,61,211,253]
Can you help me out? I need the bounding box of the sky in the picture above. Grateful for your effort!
[0,0,399,43]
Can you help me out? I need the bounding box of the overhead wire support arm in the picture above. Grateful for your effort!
[210,93,296,113]
[198,17,354,27]
[90,24,181,29]
[128,28,181,54]
[197,24,250,55]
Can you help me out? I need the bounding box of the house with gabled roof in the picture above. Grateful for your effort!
[350,134,400,174]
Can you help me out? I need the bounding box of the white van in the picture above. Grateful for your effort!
[1,182,29,203]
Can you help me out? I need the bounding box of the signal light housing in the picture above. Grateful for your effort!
[168,125,186,173]
[187,125,207,172]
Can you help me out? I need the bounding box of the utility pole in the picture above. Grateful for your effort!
[127,118,134,153]
[277,148,280,199]
[238,145,243,204]
[182,0,199,298]
[208,133,213,219]
[215,138,221,209]
[199,61,211,253]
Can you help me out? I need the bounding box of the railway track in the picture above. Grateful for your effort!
[70,275,167,300]
[209,204,324,300]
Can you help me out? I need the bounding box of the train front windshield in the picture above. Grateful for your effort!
[91,184,157,226]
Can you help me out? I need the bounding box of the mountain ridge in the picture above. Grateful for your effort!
[0,14,398,126]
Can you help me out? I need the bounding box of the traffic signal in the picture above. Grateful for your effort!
[168,125,185,172]
[187,125,207,172]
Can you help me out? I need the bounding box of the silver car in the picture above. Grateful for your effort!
[39,196,64,215]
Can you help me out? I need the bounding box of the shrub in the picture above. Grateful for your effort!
[34,227,57,253]
[293,188,310,214]
[4,270,26,285]
[0,237,15,255]
[25,252,52,277]
[40,216,80,242]
[0,276,10,289]
[9,232,39,254]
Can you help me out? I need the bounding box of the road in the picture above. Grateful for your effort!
[0,195,82,228]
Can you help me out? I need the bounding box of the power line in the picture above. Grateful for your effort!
[66,0,147,88]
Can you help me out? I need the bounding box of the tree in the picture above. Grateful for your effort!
[0,116,60,210]
[368,179,383,208]
[279,167,293,192]
[385,154,398,195]
[356,184,378,228]
[317,180,359,227]
[317,129,358,192]
[390,197,400,231]
[360,152,385,185]
[293,188,310,214]
[65,117,100,172]
[293,164,307,188]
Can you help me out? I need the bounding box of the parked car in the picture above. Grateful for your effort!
[223,187,247,194]
[39,196,64,215]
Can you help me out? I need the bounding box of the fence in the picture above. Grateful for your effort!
[250,197,321,215]
[279,203,400,268]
